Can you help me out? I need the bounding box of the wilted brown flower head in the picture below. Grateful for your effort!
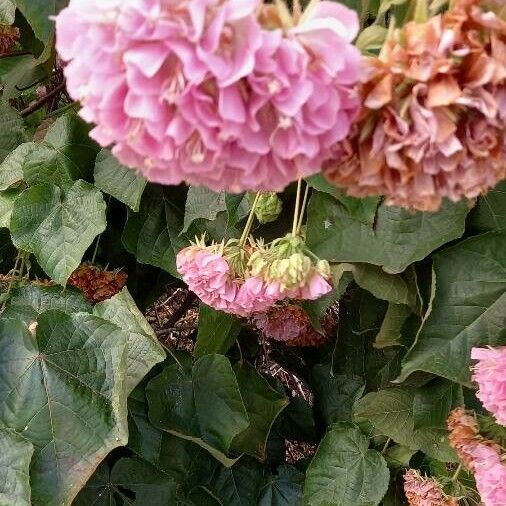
[68,263,127,304]
[323,0,506,211]
[403,469,458,506]
[0,25,19,56]
[252,304,333,347]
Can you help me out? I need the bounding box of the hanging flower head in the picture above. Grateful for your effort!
[55,0,361,193]
[403,469,458,506]
[472,347,506,427]
[448,408,506,506]
[323,0,506,211]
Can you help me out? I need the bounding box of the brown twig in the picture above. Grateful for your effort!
[21,81,66,117]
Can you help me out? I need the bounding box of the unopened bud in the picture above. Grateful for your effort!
[273,252,312,289]
[316,259,331,279]
[254,193,282,224]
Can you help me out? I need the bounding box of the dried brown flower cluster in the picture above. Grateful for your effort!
[403,469,458,506]
[252,303,335,347]
[68,264,127,304]
[0,25,19,55]
[323,0,506,211]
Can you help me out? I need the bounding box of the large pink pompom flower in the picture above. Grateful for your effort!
[472,347,506,426]
[55,0,360,192]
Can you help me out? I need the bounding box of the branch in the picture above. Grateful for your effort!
[20,82,66,117]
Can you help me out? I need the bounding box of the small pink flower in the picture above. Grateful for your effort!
[472,347,506,426]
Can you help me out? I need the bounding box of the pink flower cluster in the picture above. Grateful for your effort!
[176,240,331,317]
[448,407,506,506]
[471,443,506,506]
[472,347,506,426]
[403,469,457,506]
[55,0,360,192]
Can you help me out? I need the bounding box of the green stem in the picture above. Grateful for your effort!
[296,183,310,235]
[239,192,260,247]
[292,179,302,236]
[1,251,22,311]
[451,463,463,482]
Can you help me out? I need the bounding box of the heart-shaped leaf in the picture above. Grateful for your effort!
[304,422,389,506]
[10,180,107,285]
[0,311,129,506]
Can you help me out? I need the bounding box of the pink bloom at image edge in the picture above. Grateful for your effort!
[55,0,361,192]
[471,347,506,427]
[470,443,506,506]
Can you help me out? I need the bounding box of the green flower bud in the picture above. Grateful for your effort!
[316,259,331,279]
[272,252,312,289]
[254,192,282,224]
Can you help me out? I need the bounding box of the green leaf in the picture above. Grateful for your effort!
[0,102,25,163]
[74,458,178,506]
[0,0,16,24]
[94,288,165,394]
[304,422,389,506]
[383,444,416,468]
[413,378,463,430]
[195,304,242,358]
[94,148,146,211]
[397,232,506,384]
[0,311,129,506]
[310,364,365,426]
[111,457,178,505]
[306,175,379,227]
[1,283,91,322]
[128,382,217,489]
[0,142,36,190]
[146,354,249,465]
[307,193,468,273]
[478,415,506,448]
[354,388,457,462]
[122,185,188,277]
[356,25,388,52]
[14,0,55,43]
[374,303,412,349]
[468,181,506,232]
[259,466,304,506]
[0,188,20,228]
[72,463,118,506]
[22,114,99,186]
[232,362,288,460]
[0,428,33,506]
[183,186,227,233]
[209,458,266,506]
[331,263,416,308]
[10,180,107,285]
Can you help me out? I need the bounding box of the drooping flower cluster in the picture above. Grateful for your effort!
[55,0,361,192]
[448,407,506,506]
[403,469,458,506]
[68,263,128,303]
[323,0,506,211]
[176,235,331,317]
[472,347,506,427]
[252,303,334,347]
[0,25,19,55]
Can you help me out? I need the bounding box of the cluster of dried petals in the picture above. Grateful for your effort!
[447,408,506,506]
[252,304,328,347]
[323,0,506,211]
[0,25,19,55]
[472,347,506,426]
[55,0,360,192]
[176,235,332,317]
[68,263,127,303]
[403,469,458,506]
